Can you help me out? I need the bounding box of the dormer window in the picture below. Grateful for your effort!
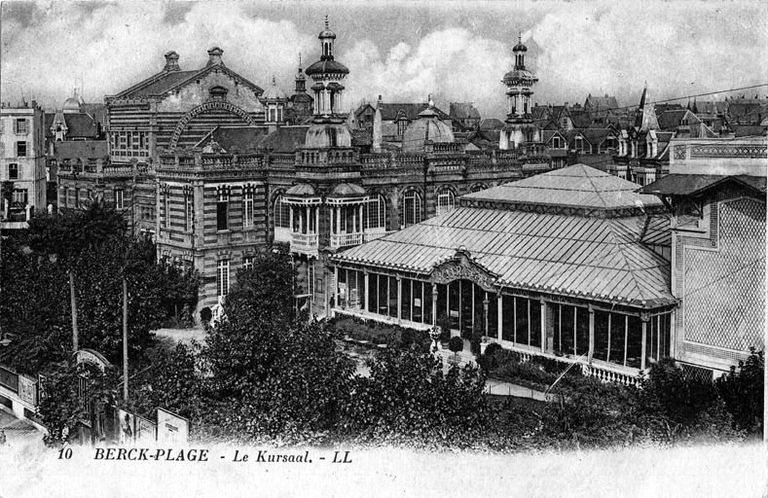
[209,86,228,101]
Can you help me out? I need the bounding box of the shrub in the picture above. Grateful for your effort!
[715,348,764,434]
[448,336,464,354]
[436,313,452,342]
[200,307,212,324]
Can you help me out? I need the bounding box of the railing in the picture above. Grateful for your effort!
[330,232,362,248]
[290,232,319,255]
[363,230,391,243]
[581,362,641,387]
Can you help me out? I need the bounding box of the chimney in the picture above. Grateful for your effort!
[207,47,224,66]
[164,51,180,72]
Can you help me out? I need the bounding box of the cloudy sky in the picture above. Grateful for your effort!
[2,0,767,119]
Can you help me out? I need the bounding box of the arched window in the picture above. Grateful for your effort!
[469,183,487,193]
[400,190,422,228]
[365,194,387,231]
[274,195,290,228]
[436,188,455,217]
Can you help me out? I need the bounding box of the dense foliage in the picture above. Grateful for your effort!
[0,200,199,373]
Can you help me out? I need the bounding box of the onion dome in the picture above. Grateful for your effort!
[319,16,337,40]
[305,59,349,77]
[503,68,537,86]
[328,183,367,200]
[513,39,528,52]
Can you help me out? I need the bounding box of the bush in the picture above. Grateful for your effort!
[448,336,464,354]
[714,348,764,434]
[436,313,452,342]
[200,307,212,324]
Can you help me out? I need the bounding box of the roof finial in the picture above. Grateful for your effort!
[325,14,329,30]
[518,31,522,43]
[428,93,434,107]
[272,75,276,86]
[298,52,302,69]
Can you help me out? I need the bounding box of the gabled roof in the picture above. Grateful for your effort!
[657,109,700,131]
[734,125,767,137]
[569,111,593,129]
[333,205,675,308]
[114,62,263,99]
[45,112,101,139]
[52,140,109,159]
[463,164,664,216]
[479,118,504,130]
[584,94,619,111]
[195,126,270,153]
[579,127,615,146]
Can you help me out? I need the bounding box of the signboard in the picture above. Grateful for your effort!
[118,409,136,445]
[18,375,37,406]
[156,408,189,444]
[135,415,157,444]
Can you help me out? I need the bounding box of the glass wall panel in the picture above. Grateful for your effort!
[514,297,530,345]
[609,314,626,366]
[401,278,412,321]
[594,310,610,361]
[626,315,643,368]
[559,305,575,355]
[338,269,347,308]
[575,307,590,357]
[377,274,388,316]
[487,294,498,337]
[436,284,447,322]
[529,299,541,348]
[473,285,485,334]
[412,281,423,323]
[448,281,460,329]
[368,274,378,313]
[424,283,433,324]
[502,295,515,342]
[388,276,398,318]
[357,272,365,310]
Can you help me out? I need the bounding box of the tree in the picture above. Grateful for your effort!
[715,348,764,434]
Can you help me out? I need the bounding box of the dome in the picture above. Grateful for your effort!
[304,123,352,148]
[513,40,528,52]
[285,183,316,197]
[319,15,336,39]
[503,69,537,85]
[304,59,349,77]
[63,96,81,112]
[402,114,454,153]
[262,76,287,100]
[328,183,366,198]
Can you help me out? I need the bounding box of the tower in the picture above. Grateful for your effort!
[304,15,350,123]
[295,53,306,94]
[500,34,540,150]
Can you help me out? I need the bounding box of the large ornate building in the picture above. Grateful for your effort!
[147,21,553,311]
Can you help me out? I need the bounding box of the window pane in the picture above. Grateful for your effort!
[217,202,228,230]
[388,276,397,318]
[515,297,528,345]
[575,307,590,357]
[368,274,378,314]
[488,294,498,338]
[626,315,643,368]
[594,310,610,362]
[560,305,575,355]
[502,295,515,342]
[436,284,447,322]
[412,281,422,323]
[401,278,411,321]
[609,314,626,367]
[448,281,460,329]
[529,299,541,348]
[423,283,433,324]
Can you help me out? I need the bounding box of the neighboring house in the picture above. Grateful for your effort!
[640,136,767,378]
[0,101,46,229]
[449,102,482,131]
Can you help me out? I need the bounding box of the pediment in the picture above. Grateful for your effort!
[430,247,498,292]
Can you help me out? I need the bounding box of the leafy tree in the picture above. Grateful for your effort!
[343,347,489,447]
[715,348,764,434]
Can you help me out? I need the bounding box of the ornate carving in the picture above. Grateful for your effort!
[690,144,767,159]
[673,145,687,160]
[430,248,498,292]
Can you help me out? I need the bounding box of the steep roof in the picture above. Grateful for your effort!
[45,112,101,139]
[258,126,309,153]
[584,94,619,111]
[333,204,675,308]
[53,140,109,159]
[640,174,767,197]
[463,164,664,216]
[195,126,270,153]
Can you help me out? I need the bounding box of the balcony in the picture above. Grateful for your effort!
[290,232,319,257]
[330,232,362,249]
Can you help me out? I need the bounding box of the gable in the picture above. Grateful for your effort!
[156,69,265,113]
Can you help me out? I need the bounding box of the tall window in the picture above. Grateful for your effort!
[8,163,18,180]
[163,187,171,228]
[243,256,253,271]
[216,260,230,297]
[400,190,422,228]
[243,186,254,228]
[365,194,386,230]
[16,141,27,157]
[551,136,562,149]
[14,119,27,134]
[185,191,194,231]
[436,189,455,217]
[114,188,124,210]
[217,186,230,231]
[12,189,28,204]
[274,195,290,228]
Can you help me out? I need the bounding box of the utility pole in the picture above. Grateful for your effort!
[69,271,79,351]
[122,277,128,401]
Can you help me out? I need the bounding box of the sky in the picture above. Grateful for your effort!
[1,0,767,119]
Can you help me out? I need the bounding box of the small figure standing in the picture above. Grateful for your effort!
[0,428,7,446]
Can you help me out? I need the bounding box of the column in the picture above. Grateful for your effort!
[289,205,294,232]
[497,293,503,341]
[483,293,489,337]
[299,207,305,234]
[640,313,649,371]
[432,284,438,326]
[396,276,402,322]
[588,305,595,362]
[314,206,319,235]
[359,204,364,234]
[540,298,547,353]
[335,206,341,235]
[333,266,339,311]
